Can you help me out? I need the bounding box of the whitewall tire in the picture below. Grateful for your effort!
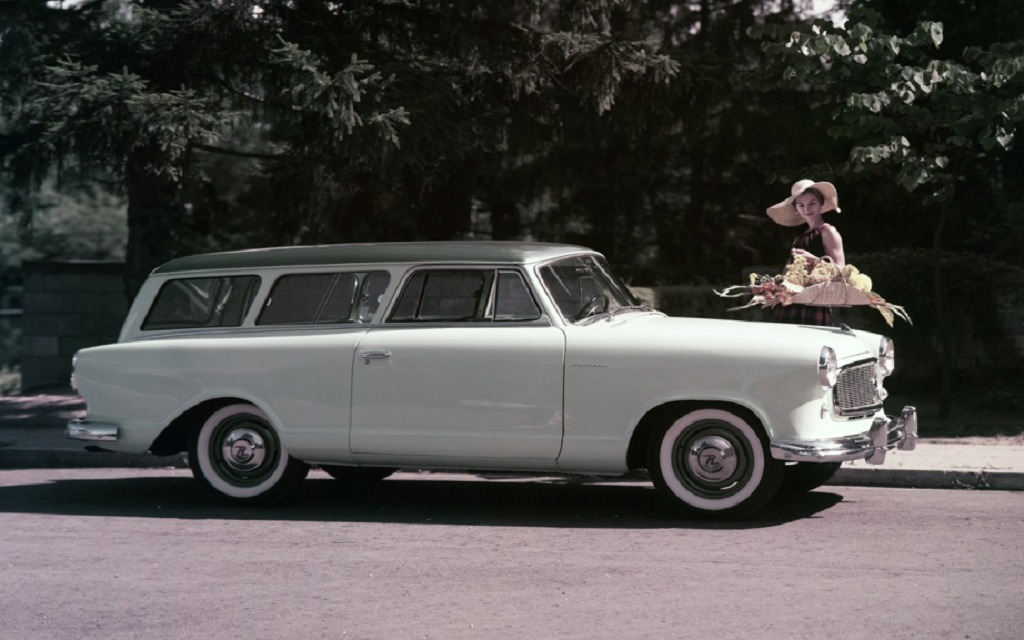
[648,407,782,519]
[189,403,308,505]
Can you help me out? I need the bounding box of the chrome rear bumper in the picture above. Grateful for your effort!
[770,406,918,465]
[66,419,119,442]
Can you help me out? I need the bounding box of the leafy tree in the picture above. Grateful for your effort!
[3,0,680,296]
[748,5,1024,414]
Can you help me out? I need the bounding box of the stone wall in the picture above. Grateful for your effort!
[20,261,128,391]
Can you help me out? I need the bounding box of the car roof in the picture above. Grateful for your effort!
[151,241,595,275]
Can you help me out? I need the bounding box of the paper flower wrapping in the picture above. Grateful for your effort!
[716,257,911,327]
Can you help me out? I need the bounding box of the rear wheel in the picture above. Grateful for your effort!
[189,403,308,505]
[648,407,783,519]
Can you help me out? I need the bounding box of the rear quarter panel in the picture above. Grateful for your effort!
[74,329,368,459]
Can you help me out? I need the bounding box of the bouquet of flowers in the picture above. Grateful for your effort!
[715,256,912,327]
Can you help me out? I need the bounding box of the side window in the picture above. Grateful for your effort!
[317,274,359,324]
[390,270,489,322]
[390,271,426,321]
[142,276,261,330]
[356,271,391,322]
[258,274,335,325]
[257,271,390,325]
[493,270,541,321]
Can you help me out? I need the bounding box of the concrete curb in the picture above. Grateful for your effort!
[830,468,1024,491]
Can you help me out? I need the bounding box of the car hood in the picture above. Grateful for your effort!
[607,312,879,361]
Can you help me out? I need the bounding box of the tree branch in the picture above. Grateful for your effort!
[192,143,289,160]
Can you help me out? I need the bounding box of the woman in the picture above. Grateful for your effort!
[766,179,845,326]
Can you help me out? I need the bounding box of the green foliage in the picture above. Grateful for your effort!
[25,57,230,180]
[3,0,690,290]
[0,178,126,265]
[269,42,410,148]
[748,9,1024,206]
[3,1,1024,304]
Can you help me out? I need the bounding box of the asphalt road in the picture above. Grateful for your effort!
[1,468,1022,640]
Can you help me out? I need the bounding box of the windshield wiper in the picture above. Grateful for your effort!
[610,304,654,317]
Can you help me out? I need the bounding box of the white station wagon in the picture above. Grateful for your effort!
[67,242,917,518]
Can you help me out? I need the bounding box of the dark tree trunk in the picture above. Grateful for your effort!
[932,203,953,420]
[123,157,187,299]
[489,197,521,240]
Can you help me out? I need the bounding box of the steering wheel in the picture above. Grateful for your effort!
[576,294,609,320]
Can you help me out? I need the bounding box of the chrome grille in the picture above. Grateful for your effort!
[834,361,880,416]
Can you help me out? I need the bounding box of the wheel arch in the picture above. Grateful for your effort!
[626,399,768,472]
[149,397,250,456]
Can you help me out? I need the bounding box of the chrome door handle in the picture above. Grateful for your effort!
[359,349,392,364]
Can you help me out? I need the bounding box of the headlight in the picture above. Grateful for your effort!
[878,337,895,377]
[818,346,838,389]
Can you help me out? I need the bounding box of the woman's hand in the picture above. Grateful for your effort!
[791,248,818,262]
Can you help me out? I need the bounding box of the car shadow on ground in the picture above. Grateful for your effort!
[0,470,843,529]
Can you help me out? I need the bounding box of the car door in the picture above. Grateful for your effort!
[246,270,390,460]
[350,268,565,460]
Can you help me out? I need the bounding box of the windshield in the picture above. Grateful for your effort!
[538,255,640,323]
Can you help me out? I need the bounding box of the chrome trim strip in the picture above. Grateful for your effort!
[770,406,918,465]
[65,419,119,442]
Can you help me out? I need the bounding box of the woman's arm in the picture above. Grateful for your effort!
[821,224,845,267]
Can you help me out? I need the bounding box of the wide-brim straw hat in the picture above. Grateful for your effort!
[766,179,840,226]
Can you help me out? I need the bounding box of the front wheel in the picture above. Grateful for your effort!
[647,407,783,519]
[189,403,309,505]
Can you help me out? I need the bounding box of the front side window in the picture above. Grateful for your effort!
[390,270,487,321]
[257,271,391,326]
[143,276,261,330]
[389,268,542,323]
[539,255,637,323]
[492,270,541,321]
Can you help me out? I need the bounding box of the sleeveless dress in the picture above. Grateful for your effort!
[772,225,834,326]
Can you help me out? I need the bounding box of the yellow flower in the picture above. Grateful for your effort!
[809,260,838,283]
[783,256,808,285]
[849,273,873,293]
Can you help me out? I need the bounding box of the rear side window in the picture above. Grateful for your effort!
[142,276,261,330]
[257,271,391,326]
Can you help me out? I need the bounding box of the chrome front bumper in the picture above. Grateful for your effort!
[66,419,119,442]
[770,406,918,465]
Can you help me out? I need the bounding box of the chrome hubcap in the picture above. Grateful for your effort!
[687,435,738,483]
[222,428,267,473]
